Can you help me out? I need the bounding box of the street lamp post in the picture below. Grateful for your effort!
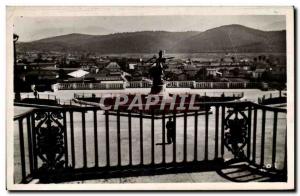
[13,34,21,101]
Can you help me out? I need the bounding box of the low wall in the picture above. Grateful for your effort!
[58,82,125,90]
[57,81,265,90]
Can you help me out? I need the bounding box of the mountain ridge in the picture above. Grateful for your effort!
[17,25,286,53]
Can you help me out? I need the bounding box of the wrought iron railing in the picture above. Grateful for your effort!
[13,101,287,183]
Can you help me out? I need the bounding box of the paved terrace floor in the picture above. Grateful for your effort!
[62,171,229,184]
[61,167,280,184]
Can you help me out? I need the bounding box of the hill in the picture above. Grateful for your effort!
[173,24,286,53]
[17,25,286,53]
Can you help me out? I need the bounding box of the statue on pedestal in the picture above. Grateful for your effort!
[149,50,167,94]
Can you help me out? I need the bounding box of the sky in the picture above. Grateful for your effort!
[13,15,286,42]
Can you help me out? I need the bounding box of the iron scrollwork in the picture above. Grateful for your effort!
[224,106,248,160]
[34,111,66,182]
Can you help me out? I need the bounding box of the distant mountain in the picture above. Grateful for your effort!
[173,24,286,53]
[263,21,286,31]
[17,25,286,53]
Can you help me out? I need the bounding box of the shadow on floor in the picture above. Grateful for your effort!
[216,162,287,182]
[38,159,225,183]
[35,159,286,184]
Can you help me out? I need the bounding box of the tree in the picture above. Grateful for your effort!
[258,55,262,61]
[250,65,257,71]
[232,68,240,77]
[220,58,224,66]
[231,56,235,63]
[261,71,269,81]
[116,58,128,72]
[58,69,67,80]
[195,68,207,81]
[165,72,178,81]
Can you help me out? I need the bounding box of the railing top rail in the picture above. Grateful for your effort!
[13,103,64,120]
[250,102,287,113]
[13,108,36,120]
[13,100,286,121]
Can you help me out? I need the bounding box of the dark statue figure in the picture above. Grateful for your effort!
[149,50,167,94]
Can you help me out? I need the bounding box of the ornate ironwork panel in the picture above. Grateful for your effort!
[223,106,249,159]
[33,111,66,182]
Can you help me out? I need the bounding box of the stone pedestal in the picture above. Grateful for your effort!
[149,83,166,95]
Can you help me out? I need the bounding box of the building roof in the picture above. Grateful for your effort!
[17,62,57,67]
[92,76,123,81]
[67,69,89,78]
[184,66,199,71]
[26,70,58,76]
[105,62,121,69]
[206,68,217,71]
[255,69,266,73]
[110,71,123,76]
[129,64,136,69]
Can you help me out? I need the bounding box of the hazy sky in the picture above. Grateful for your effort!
[14,15,286,42]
